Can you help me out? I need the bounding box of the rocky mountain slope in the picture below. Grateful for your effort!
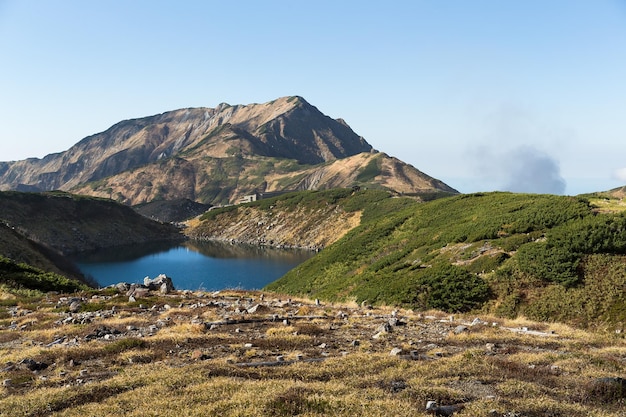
[0,96,457,206]
[185,189,367,250]
[133,198,211,223]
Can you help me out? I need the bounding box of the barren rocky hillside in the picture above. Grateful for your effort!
[184,195,362,250]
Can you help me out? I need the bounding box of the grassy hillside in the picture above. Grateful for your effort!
[0,222,86,283]
[266,191,626,328]
[0,191,182,255]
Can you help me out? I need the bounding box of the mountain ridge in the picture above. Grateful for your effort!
[0,96,457,205]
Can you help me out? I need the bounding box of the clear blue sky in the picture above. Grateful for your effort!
[1,1,625,195]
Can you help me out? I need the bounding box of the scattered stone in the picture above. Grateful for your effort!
[69,301,82,313]
[390,347,403,356]
[454,325,468,334]
[247,304,266,314]
[20,358,48,372]
[3,379,11,387]
[376,322,393,334]
[84,326,121,340]
[46,337,66,347]
[471,317,484,326]
[425,400,464,416]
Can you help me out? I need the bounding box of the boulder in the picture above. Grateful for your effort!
[247,304,268,314]
[69,301,82,313]
[144,274,175,293]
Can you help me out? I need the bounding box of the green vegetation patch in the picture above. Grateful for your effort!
[356,155,382,183]
[0,256,88,294]
[266,192,626,323]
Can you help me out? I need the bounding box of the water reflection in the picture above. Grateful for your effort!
[71,240,180,263]
[72,239,315,291]
[184,240,314,261]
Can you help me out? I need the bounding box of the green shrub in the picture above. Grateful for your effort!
[199,205,239,221]
[516,242,581,287]
[0,256,88,294]
[413,264,490,312]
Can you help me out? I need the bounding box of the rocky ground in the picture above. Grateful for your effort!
[1,277,625,416]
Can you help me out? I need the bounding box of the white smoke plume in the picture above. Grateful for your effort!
[501,146,566,194]
[472,145,566,195]
[469,104,567,195]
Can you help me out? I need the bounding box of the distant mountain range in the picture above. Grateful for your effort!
[0,96,457,205]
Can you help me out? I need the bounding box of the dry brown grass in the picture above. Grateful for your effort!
[0,288,625,416]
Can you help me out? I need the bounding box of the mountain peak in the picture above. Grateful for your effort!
[0,97,457,205]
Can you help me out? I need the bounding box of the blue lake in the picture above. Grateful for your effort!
[72,240,316,291]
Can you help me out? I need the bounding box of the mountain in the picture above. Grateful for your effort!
[0,96,457,206]
[0,191,182,256]
[133,198,212,223]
